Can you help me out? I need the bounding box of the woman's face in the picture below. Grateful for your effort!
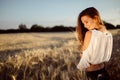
[81,15,97,30]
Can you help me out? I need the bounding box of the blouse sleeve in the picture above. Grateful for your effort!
[77,51,90,70]
[103,33,113,62]
[77,30,93,70]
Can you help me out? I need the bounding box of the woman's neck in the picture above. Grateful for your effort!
[95,24,107,33]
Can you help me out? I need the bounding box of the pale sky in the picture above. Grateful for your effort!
[0,0,120,29]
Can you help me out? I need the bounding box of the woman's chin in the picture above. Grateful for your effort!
[88,28,93,30]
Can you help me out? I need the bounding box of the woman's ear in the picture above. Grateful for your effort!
[94,15,98,20]
[94,15,99,23]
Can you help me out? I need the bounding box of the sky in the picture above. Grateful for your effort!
[0,0,120,29]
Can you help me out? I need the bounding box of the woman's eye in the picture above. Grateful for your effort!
[85,21,88,24]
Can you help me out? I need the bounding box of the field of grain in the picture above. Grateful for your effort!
[0,29,120,80]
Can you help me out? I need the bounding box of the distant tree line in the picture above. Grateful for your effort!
[0,21,120,33]
[0,24,76,33]
[103,21,120,29]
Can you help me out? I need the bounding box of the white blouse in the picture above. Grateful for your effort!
[77,29,113,70]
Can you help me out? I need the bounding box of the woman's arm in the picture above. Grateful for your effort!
[81,31,92,53]
[77,31,92,70]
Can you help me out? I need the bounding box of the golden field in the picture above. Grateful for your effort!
[0,29,120,80]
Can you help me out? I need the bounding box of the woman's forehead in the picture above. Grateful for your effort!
[81,15,92,21]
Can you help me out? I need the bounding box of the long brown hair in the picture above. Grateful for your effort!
[76,7,104,48]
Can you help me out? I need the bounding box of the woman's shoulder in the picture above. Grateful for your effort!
[86,30,92,36]
[83,30,92,51]
[85,30,94,42]
[85,30,93,41]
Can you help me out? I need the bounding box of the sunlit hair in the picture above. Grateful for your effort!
[76,7,104,50]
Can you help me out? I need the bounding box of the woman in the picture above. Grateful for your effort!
[76,7,113,80]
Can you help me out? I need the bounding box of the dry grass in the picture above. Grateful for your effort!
[0,29,120,80]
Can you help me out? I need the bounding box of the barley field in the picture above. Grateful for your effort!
[0,29,120,80]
